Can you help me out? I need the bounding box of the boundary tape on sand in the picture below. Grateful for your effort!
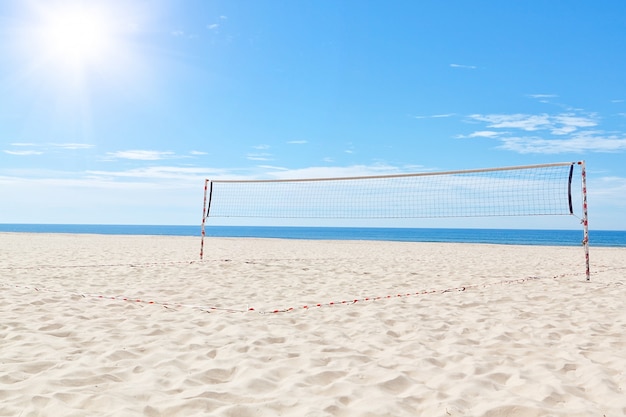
[2,275,569,315]
[0,259,198,271]
[3,261,619,315]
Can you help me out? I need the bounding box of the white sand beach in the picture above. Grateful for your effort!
[1,233,625,417]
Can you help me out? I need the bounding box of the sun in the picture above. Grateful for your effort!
[43,8,112,66]
[5,1,151,135]
[35,4,116,73]
[12,1,140,83]
[9,1,154,108]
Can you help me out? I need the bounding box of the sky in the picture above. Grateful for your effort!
[1,0,626,230]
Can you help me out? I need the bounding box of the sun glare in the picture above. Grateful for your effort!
[10,0,152,113]
[6,1,149,130]
[36,4,116,72]
[43,8,112,66]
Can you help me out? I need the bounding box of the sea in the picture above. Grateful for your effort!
[1,224,625,247]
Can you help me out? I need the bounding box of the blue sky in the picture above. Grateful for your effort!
[1,0,625,230]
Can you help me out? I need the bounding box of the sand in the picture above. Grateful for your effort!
[1,232,625,417]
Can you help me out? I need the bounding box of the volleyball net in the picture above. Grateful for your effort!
[201,161,590,280]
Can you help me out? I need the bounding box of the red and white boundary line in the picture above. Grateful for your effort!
[0,260,197,271]
[3,282,251,313]
[3,254,611,315]
[257,276,549,314]
[1,274,583,315]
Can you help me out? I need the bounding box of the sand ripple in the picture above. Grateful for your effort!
[1,234,625,416]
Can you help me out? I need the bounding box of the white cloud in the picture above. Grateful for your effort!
[106,150,175,160]
[528,94,558,99]
[265,164,422,180]
[4,150,43,156]
[253,144,270,150]
[0,173,205,224]
[171,30,198,39]
[257,165,288,171]
[51,143,94,150]
[208,24,219,30]
[551,114,597,135]
[450,63,477,69]
[86,166,225,182]
[414,113,455,119]
[549,126,578,135]
[468,113,598,135]
[7,142,92,150]
[497,133,626,154]
[468,113,552,131]
[287,140,307,144]
[458,131,502,139]
[0,165,245,187]
[246,153,272,161]
[462,110,626,154]
[3,142,93,157]
[190,150,207,155]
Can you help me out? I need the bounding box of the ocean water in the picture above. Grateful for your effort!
[1,224,625,247]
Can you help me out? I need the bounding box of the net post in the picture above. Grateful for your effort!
[200,179,209,260]
[578,161,590,281]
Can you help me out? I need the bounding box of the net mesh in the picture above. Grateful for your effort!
[206,163,576,219]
